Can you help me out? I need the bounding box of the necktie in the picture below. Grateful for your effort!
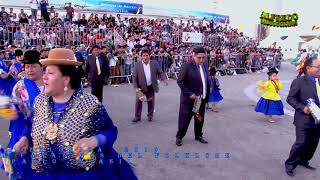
[315,78,320,103]
[199,65,206,99]
[96,56,101,75]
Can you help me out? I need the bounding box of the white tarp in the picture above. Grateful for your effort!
[301,37,320,50]
[182,32,203,44]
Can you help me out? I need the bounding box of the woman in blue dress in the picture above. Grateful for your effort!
[1,50,44,180]
[15,48,137,180]
[208,67,223,112]
[0,50,9,95]
[0,49,24,96]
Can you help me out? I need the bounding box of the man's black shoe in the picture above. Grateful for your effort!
[300,164,316,170]
[176,139,182,146]
[195,136,208,144]
[148,117,153,122]
[286,170,295,177]
[132,118,141,123]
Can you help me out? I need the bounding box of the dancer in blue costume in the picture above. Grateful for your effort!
[0,51,9,94]
[255,68,284,123]
[207,67,223,112]
[2,50,44,180]
[0,49,24,96]
[15,48,138,180]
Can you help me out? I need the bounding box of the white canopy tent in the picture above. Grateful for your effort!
[258,27,304,59]
[278,34,303,50]
[259,35,280,48]
[301,37,320,50]
[258,28,284,48]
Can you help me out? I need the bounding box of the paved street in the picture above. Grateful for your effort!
[1,62,320,180]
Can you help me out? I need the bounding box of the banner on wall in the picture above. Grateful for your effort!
[50,0,143,14]
[260,11,298,27]
[191,11,229,23]
[182,32,203,44]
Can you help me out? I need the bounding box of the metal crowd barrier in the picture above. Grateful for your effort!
[106,53,281,84]
[108,54,135,85]
[0,51,281,87]
[0,24,258,49]
[108,54,179,84]
[0,25,115,47]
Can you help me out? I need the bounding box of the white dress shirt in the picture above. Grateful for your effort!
[143,62,152,86]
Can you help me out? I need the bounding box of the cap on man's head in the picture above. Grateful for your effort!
[193,46,206,54]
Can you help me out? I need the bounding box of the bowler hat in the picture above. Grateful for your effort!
[267,67,278,75]
[22,50,40,64]
[39,48,82,66]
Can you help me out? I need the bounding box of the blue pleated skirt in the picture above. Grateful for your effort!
[30,149,138,180]
[255,97,284,115]
[0,153,32,180]
[2,120,33,180]
[30,158,137,180]
[208,89,223,103]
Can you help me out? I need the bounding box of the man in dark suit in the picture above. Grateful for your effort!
[285,57,320,177]
[86,45,110,102]
[132,49,167,122]
[176,46,210,146]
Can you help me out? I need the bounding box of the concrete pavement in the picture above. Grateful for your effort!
[0,62,319,180]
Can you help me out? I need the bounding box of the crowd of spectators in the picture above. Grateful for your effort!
[0,3,282,85]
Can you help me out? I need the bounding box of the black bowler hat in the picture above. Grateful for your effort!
[267,67,278,75]
[22,50,41,64]
[14,48,23,56]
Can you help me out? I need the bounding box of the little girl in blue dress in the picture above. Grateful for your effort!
[255,67,284,122]
[208,67,223,112]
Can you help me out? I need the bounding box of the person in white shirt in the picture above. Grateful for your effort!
[132,49,167,122]
[127,36,134,51]
[125,50,133,77]
[123,18,129,27]
[99,21,107,34]
[115,14,122,26]
[10,13,18,23]
[29,0,39,19]
[140,38,147,46]
[79,24,85,33]
[99,22,107,30]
